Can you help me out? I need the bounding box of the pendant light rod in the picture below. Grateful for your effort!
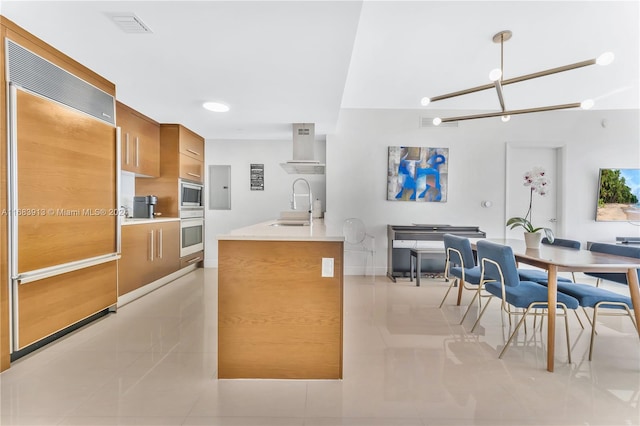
[422,30,613,110]
[501,58,596,85]
[494,80,506,111]
[439,102,582,123]
[428,58,598,104]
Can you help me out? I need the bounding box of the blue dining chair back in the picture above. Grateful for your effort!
[585,243,640,286]
[472,240,579,362]
[478,241,521,286]
[542,237,581,249]
[444,234,476,271]
[440,235,484,317]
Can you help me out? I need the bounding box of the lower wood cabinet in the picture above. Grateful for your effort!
[119,221,180,296]
[17,261,117,349]
[180,250,204,269]
[218,239,343,379]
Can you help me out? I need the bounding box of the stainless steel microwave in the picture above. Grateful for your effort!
[180,180,203,209]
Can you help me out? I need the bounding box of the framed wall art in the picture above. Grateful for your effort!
[387,146,448,202]
[250,163,264,191]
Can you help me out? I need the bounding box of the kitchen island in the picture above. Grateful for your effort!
[217,219,344,379]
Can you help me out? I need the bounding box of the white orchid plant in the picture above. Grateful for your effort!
[506,167,555,243]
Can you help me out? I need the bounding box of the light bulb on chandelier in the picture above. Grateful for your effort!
[581,99,595,110]
[596,52,615,66]
[489,68,502,82]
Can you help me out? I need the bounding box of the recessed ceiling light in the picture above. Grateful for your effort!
[203,102,230,112]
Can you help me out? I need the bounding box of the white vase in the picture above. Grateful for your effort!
[524,232,542,249]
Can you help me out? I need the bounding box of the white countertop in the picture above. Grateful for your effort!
[122,217,180,226]
[218,219,344,242]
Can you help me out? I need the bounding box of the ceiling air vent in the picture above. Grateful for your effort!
[419,117,458,128]
[109,14,153,34]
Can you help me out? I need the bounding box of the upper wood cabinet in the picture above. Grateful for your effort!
[116,101,160,177]
[179,129,205,162]
[175,125,205,183]
[134,124,205,217]
[179,153,204,183]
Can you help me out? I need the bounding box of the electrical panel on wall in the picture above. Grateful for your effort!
[209,165,231,210]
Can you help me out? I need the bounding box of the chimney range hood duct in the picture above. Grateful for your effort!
[280,123,325,174]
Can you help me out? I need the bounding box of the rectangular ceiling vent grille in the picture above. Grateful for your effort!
[419,117,459,128]
[110,14,152,34]
[6,40,115,125]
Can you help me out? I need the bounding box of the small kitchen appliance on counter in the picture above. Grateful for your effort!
[133,195,158,218]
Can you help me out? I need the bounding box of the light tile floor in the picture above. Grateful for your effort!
[1,268,638,425]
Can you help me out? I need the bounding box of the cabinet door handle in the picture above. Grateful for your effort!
[186,148,201,156]
[157,228,163,259]
[187,172,201,178]
[125,133,130,165]
[187,256,202,264]
[149,230,154,261]
[135,137,140,167]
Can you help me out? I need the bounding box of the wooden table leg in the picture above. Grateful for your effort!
[626,268,640,338]
[546,266,558,372]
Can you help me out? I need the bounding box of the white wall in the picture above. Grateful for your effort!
[204,138,326,267]
[326,108,640,275]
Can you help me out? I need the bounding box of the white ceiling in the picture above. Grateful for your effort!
[1,1,638,141]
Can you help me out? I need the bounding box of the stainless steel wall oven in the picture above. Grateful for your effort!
[180,210,204,257]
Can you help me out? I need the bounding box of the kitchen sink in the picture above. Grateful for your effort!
[270,221,310,227]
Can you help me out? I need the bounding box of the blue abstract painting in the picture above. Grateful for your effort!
[387,146,448,202]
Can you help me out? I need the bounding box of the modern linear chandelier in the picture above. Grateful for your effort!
[421,30,614,125]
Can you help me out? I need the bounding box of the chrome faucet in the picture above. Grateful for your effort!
[291,178,313,222]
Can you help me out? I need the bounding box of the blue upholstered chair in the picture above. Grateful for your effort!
[585,243,640,287]
[549,280,638,360]
[517,238,580,284]
[440,235,486,322]
[471,240,579,362]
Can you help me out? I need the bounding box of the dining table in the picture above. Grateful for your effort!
[469,238,640,372]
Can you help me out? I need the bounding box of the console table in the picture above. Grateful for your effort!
[387,224,486,282]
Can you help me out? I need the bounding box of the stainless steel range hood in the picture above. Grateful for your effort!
[280,123,325,174]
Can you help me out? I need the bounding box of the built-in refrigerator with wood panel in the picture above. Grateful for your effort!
[6,40,119,355]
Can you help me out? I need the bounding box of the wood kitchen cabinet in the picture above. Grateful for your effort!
[174,125,205,183]
[118,220,180,296]
[179,129,205,162]
[180,250,204,269]
[179,153,204,183]
[136,124,205,217]
[116,101,160,177]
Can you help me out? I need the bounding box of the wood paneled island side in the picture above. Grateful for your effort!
[217,219,344,379]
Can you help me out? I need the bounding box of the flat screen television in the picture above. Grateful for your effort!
[595,168,640,221]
